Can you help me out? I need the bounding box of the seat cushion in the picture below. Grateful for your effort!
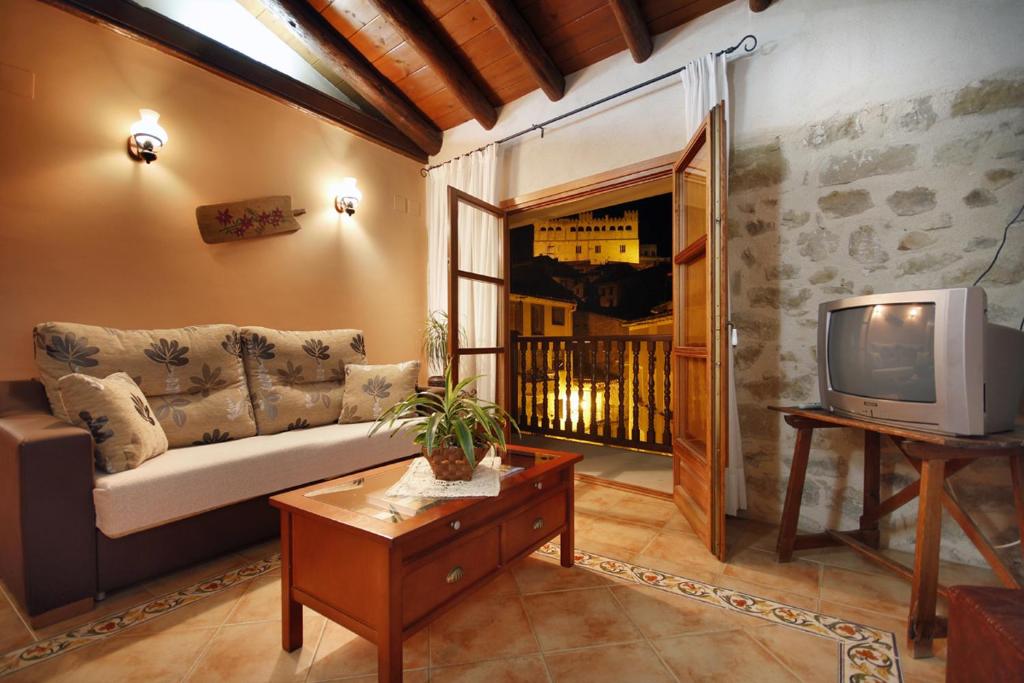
[34,322,256,448]
[241,327,366,435]
[93,422,417,538]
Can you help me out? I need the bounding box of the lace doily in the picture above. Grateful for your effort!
[385,451,502,498]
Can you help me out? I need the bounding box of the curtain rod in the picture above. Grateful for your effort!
[420,34,758,176]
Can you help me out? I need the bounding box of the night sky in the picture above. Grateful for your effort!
[511,192,672,264]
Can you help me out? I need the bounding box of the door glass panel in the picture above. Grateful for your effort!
[683,171,708,245]
[678,356,708,450]
[458,353,500,403]
[456,203,502,278]
[682,255,707,347]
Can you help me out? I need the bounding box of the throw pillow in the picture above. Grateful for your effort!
[338,361,420,424]
[58,372,169,474]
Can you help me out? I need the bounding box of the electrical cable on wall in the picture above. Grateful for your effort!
[970,202,1024,329]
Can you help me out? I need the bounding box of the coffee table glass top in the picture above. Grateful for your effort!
[303,449,560,524]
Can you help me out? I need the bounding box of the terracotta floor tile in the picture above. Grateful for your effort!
[143,552,249,597]
[429,594,539,667]
[472,569,521,599]
[185,615,326,683]
[575,513,661,556]
[128,583,249,636]
[234,537,281,562]
[307,621,427,681]
[652,629,799,682]
[32,584,155,639]
[522,587,641,651]
[429,654,549,683]
[574,485,676,528]
[226,569,282,624]
[610,583,751,638]
[726,517,780,554]
[817,600,905,636]
[512,555,611,594]
[335,670,428,683]
[796,545,908,576]
[720,547,821,600]
[544,641,674,683]
[747,624,841,682]
[629,528,725,581]
[0,593,34,653]
[713,573,819,611]
[662,509,699,533]
[9,627,214,683]
[820,566,911,618]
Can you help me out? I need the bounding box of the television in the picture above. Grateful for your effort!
[818,287,1024,435]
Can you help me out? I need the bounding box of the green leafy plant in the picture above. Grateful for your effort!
[423,310,450,377]
[370,368,519,468]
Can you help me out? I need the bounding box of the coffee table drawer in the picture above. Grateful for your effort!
[402,527,500,626]
[502,492,567,563]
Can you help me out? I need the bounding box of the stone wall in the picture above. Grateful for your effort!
[729,69,1024,572]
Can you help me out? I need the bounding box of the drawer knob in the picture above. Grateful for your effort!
[446,566,464,585]
[534,482,543,490]
[532,517,544,530]
[450,520,461,531]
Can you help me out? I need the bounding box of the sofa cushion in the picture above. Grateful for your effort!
[339,361,420,423]
[93,421,417,538]
[34,322,256,448]
[58,372,168,473]
[241,327,366,435]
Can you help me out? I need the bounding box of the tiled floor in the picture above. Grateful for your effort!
[515,434,673,493]
[0,480,1002,682]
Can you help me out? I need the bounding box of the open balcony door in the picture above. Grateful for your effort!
[447,186,510,409]
[672,104,729,560]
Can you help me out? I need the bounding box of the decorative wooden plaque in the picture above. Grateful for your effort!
[196,195,302,244]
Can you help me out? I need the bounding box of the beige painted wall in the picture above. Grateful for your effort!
[0,0,427,381]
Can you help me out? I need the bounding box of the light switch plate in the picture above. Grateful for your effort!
[392,194,408,213]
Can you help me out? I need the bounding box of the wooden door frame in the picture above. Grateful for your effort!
[447,186,512,410]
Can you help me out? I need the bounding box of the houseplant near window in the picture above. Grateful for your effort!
[371,368,519,481]
[423,311,450,388]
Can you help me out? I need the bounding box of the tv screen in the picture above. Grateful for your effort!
[827,303,937,403]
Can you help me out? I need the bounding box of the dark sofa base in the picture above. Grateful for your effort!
[97,494,280,594]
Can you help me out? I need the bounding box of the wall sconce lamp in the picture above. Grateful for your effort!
[127,109,168,164]
[334,177,363,216]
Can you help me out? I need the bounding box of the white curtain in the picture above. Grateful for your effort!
[680,53,747,516]
[426,145,501,402]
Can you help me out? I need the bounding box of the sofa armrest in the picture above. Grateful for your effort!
[0,408,97,619]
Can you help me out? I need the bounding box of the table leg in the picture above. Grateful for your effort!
[1011,454,1024,566]
[776,427,813,562]
[562,482,575,568]
[908,458,945,659]
[281,512,302,652]
[377,628,402,683]
[860,432,881,549]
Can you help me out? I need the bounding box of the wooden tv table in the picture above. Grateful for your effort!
[270,445,581,682]
[770,406,1024,659]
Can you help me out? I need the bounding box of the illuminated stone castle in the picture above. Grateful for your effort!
[533,211,640,264]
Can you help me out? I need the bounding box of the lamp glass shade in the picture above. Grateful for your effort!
[339,177,362,204]
[129,109,168,149]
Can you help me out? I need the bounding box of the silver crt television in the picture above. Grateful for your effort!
[818,288,1024,435]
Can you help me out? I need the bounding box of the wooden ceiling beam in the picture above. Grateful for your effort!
[367,0,498,130]
[260,0,442,155]
[608,0,653,63]
[749,0,774,11]
[478,0,564,102]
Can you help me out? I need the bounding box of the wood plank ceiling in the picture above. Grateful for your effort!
[259,0,762,155]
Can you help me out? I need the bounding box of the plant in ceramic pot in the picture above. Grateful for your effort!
[371,369,519,482]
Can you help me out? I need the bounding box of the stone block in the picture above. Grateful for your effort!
[896,96,938,132]
[797,227,839,261]
[985,168,1019,189]
[885,186,937,216]
[964,236,999,252]
[817,189,874,218]
[848,225,890,266]
[820,145,916,186]
[764,263,799,281]
[805,113,863,148]
[897,252,962,277]
[964,188,997,207]
[934,131,992,166]
[808,266,838,284]
[781,209,811,230]
[740,247,757,267]
[731,139,790,193]
[745,219,776,236]
[897,230,937,251]
[951,77,1024,117]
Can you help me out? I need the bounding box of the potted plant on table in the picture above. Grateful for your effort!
[370,369,519,482]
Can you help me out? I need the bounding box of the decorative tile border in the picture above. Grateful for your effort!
[0,545,903,682]
[537,543,903,683]
[0,554,278,678]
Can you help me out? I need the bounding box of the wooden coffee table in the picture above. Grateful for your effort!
[270,445,581,682]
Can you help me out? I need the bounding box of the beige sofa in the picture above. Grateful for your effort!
[0,322,417,625]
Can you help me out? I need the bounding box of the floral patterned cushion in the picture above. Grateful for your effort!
[57,372,168,473]
[34,322,257,448]
[240,327,366,435]
[338,361,420,424]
